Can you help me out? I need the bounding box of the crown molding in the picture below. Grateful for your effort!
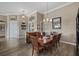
[44,2,75,14]
[0,14,8,16]
[27,10,37,17]
[0,13,19,16]
[0,2,74,16]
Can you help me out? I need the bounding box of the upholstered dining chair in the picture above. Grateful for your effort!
[51,35,58,48]
[43,35,55,50]
[52,33,61,47]
[30,36,44,56]
[57,33,62,45]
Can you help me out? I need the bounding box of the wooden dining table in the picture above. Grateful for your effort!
[38,36,53,47]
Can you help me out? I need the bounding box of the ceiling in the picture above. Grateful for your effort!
[0,2,72,15]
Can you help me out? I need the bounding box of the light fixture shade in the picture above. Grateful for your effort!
[46,18,49,22]
[22,15,25,19]
[43,18,51,22]
[21,10,25,19]
[50,19,52,22]
[43,19,45,22]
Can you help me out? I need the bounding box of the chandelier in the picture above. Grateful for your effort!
[43,2,52,22]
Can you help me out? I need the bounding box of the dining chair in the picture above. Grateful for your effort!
[26,32,31,44]
[43,35,54,51]
[57,33,62,45]
[51,35,58,48]
[30,36,44,56]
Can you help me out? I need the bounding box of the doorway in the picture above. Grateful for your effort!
[9,20,19,39]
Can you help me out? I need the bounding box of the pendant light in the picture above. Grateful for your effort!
[43,2,49,22]
[22,10,25,19]
[21,10,26,23]
[46,2,49,22]
[43,2,52,22]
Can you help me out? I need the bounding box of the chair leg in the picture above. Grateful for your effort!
[58,41,60,46]
[55,42,57,48]
[57,41,60,47]
[32,48,34,56]
[37,50,39,56]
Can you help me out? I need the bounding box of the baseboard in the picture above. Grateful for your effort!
[60,40,76,46]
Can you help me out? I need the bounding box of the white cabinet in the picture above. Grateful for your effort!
[28,12,43,32]
[18,15,28,38]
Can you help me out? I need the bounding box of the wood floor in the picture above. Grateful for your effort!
[0,38,76,56]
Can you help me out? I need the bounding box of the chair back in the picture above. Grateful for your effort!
[57,33,61,41]
[52,35,58,45]
[42,32,46,36]
[30,36,38,50]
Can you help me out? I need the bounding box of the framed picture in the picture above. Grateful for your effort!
[52,17,61,29]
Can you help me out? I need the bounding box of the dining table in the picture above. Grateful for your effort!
[38,36,53,47]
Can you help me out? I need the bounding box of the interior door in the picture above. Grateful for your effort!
[9,20,19,39]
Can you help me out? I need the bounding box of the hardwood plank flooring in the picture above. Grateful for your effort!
[0,38,76,56]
